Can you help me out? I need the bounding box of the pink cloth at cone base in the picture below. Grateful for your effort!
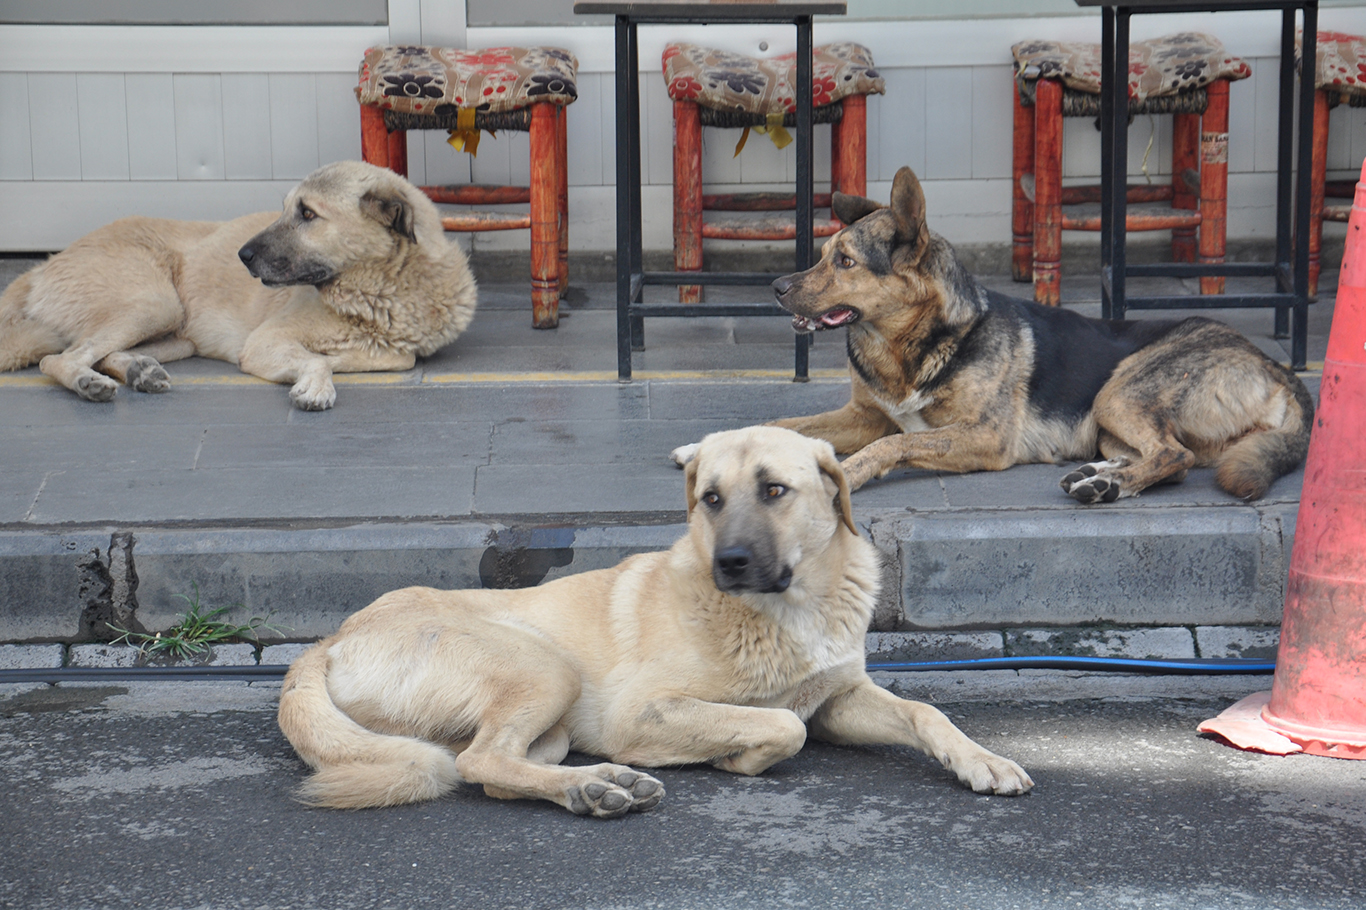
[1198,692,1303,755]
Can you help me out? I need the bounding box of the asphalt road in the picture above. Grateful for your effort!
[2,681,1363,910]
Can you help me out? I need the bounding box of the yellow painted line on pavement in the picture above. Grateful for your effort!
[0,364,1319,389]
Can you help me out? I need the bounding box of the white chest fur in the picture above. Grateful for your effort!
[873,388,933,432]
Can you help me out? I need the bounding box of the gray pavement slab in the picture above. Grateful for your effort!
[1,680,1362,910]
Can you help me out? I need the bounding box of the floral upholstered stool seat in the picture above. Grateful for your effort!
[1302,31,1366,296]
[1011,32,1251,305]
[357,46,578,328]
[662,42,885,303]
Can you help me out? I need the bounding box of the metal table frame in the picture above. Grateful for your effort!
[576,1,847,381]
[1084,0,1318,369]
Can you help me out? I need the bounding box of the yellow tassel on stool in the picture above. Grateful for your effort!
[734,112,793,157]
[447,108,494,156]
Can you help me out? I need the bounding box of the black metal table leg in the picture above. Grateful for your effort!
[1100,4,1116,320]
[794,16,814,380]
[614,15,633,381]
[1293,8,1316,370]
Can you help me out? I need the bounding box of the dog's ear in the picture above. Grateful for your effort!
[832,192,882,227]
[360,190,417,243]
[815,443,858,537]
[889,166,928,244]
[684,452,701,517]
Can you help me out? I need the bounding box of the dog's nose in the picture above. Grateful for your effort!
[772,276,792,300]
[238,245,256,266]
[714,546,753,579]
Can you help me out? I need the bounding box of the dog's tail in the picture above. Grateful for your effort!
[277,641,463,809]
[0,270,61,373]
[1214,370,1316,500]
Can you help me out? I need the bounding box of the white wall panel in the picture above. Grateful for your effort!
[468,130,515,187]
[876,68,924,181]
[1250,57,1283,175]
[269,74,320,180]
[924,67,973,180]
[125,73,177,180]
[0,74,33,180]
[641,71,673,188]
[424,132,472,186]
[173,74,225,180]
[1226,63,1257,174]
[76,74,130,180]
[971,65,1012,180]
[566,72,603,188]
[27,74,82,180]
[221,73,273,180]
[316,72,362,165]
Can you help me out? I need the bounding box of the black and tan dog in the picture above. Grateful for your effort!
[755,167,1313,503]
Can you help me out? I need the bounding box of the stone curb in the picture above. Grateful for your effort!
[0,504,1295,644]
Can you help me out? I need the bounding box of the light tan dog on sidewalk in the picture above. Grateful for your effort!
[277,426,1033,817]
[0,160,476,410]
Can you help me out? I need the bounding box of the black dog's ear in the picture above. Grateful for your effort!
[832,192,883,227]
[360,191,417,243]
[889,166,928,243]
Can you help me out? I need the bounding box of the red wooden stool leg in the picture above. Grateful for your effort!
[831,94,867,201]
[1032,78,1063,306]
[556,104,570,298]
[1012,82,1036,283]
[360,105,391,169]
[1308,88,1331,298]
[1171,111,1200,263]
[673,100,703,303]
[530,102,560,328]
[1198,79,1230,295]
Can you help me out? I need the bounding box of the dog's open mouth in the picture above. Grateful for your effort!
[790,307,861,334]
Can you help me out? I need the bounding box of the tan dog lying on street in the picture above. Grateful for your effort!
[277,426,1033,817]
[0,160,476,410]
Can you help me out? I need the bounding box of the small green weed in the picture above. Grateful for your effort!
[109,585,284,660]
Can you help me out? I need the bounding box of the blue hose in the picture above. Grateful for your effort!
[866,656,1275,675]
[0,656,1274,684]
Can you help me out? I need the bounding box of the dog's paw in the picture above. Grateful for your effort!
[126,356,171,394]
[1060,460,1126,504]
[289,375,336,411]
[670,442,699,468]
[957,751,1034,797]
[74,371,118,403]
[566,764,665,818]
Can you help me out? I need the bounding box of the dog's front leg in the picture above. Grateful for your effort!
[770,401,901,456]
[809,679,1033,796]
[839,423,1014,490]
[613,696,808,775]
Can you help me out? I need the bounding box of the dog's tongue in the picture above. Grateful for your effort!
[819,308,858,328]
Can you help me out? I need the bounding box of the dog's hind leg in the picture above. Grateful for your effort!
[458,685,664,818]
[96,337,195,394]
[1060,406,1196,504]
[0,273,67,373]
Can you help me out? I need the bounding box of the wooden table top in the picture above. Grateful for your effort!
[573,1,847,20]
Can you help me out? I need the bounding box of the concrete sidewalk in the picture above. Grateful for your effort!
[0,264,1331,658]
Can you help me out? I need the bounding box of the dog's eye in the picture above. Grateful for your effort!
[702,491,722,508]
[300,206,317,222]
[765,484,786,499]
[837,253,855,269]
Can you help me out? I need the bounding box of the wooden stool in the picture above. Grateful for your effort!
[1012,33,1251,305]
[1304,31,1366,297]
[663,42,884,303]
[356,45,577,328]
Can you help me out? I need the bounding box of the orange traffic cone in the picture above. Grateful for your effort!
[1199,158,1366,759]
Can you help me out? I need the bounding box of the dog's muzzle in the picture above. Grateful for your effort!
[713,545,793,594]
[772,275,860,334]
